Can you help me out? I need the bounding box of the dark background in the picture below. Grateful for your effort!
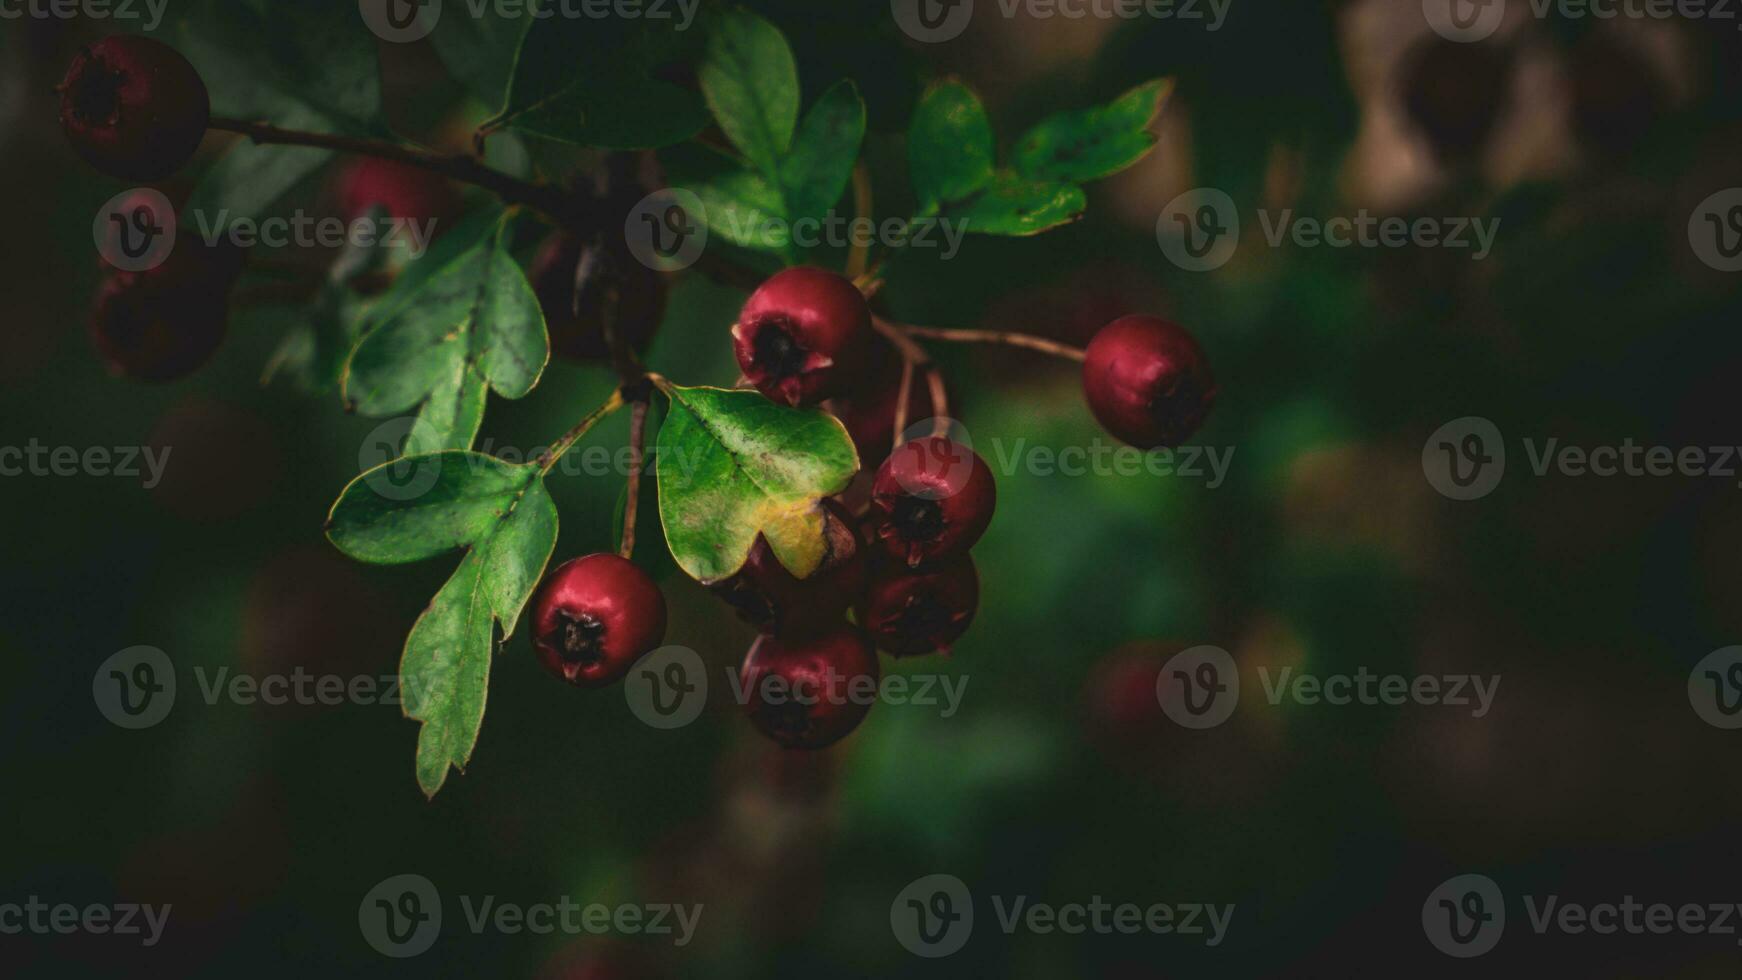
[3,0,1742,975]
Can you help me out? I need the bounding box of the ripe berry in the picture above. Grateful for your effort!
[336,157,461,225]
[530,554,667,688]
[90,236,241,381]
[59,35,209,181]
[712,499,866,637]
[1397,36,1512,164]
[733,267,872,407]
[739,627,879,749]
[867,436,996,568]
[529,231,665,362]
[858,556,979,657]
[1081,315,1216,450]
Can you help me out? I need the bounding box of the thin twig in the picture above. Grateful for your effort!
[898,324,1087,362]
[538,390,625,476]
[208,117,586,226]
[892,355,916,454]
[872,316,949,440]
[847,163,873,280]
[619,398,649,560]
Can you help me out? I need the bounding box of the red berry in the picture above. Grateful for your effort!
[59,36,209,181]
[712,499,866,637]
[739,627,879,749]
[858,556,979,657]
[867,436,996,568]
[335,157,461,225]
[1081,314,1216,450]
[529,231,665,362]
[90,237,241,381]
[529,554,667,688]
[733,267,872,407]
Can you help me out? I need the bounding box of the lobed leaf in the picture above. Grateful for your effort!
[697,7,800,176]
[908,80,995,213]
[1012,79,1174,184]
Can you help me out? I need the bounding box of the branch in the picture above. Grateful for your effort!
[897,324,1087,362]
[872,316,949,440]
[207,117,588,227]
[538,390,626,475]
[619,397,650,560]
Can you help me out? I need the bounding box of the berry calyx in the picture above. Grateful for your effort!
[858,556,979,657]
[1081,314,1216,450]
[867,436,996,568]
[530,554,667,688]
[59,36,210,181]
[90,236,242,381]
[739,627,879,749]
[712,499,866,637]
[733,267,872,407]
[335,157,461,226]
[529,231,665,362]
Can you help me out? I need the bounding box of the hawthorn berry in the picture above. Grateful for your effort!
[336,157,461,226]
[867,436,996,568]
[712,499,866,637]
[90,236,242,381]
[530,554,667,688]
[858,556,979,656]
[733,267,872,407]
[59,35,209,181]
[529,231,665,362]
[739,627,879,749]
[1081,314,1216,450]
[1397,36,1512,164]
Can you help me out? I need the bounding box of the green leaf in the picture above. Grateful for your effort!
[327,453,558,798]
[945,173,1087,236]
[698,7,799,175]
[488,8,707,149]
[1012,79,1173,183]
[429,5,534,109]
[908,80,995,213]
[664,144,792,254]
[779,80,867,231]
[656,386,858,584]
[342,215,549,451]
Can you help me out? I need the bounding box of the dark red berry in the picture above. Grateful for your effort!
[740,627,879,749]
[858,556,979,657]
[59,35,209,181]
[1397,36,1512,165]
[529,231,665,362]
[530,554,667,688]
[712,499,866,637]
[90,236,241,381]
[733,267,872,407]
[336,157,461,225]
[1081,315,1216,450]
[867,436,996,568]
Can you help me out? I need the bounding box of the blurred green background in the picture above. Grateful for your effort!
[4,0,1742,976]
